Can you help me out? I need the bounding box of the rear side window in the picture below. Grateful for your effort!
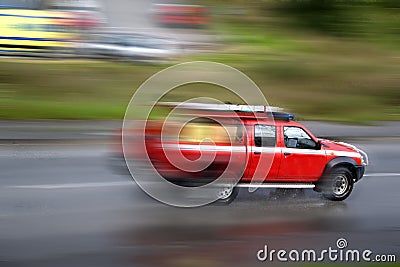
[254,125,276,147]
[179,119,244,144]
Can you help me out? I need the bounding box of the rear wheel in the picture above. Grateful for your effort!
[320,167,353,201]
[215,186,239,204]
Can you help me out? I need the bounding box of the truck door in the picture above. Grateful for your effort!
[244,124,281,182]
[278,126,326,181]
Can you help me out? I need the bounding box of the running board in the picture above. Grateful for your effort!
[237,183,315,189]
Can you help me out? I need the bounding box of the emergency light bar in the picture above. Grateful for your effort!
[271,112,295,121]
[157,102,295,121]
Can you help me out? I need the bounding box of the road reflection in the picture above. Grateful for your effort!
[115,190,353,267]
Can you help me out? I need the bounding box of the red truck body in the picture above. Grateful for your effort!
[116,104,368,201]
[143,116,364,183]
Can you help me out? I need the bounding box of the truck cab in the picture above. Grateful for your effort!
[241,119,365,181]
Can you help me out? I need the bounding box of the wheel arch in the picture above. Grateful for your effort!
[324,156,358,180]
[315,157,356,201]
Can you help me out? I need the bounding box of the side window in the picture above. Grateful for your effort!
[283,126,317,149]
[254,125,276,147]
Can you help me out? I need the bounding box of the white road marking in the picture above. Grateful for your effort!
[5,172,400,190]
[364,173,400,177]
[7,181,134,189]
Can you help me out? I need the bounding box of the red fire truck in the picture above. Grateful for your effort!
[115,103,368,203]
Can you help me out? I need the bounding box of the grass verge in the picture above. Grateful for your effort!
[0,27,399,122]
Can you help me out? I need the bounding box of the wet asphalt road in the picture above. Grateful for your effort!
[0,140,399,267]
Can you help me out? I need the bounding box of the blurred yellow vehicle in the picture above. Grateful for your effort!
[0,9,79,55]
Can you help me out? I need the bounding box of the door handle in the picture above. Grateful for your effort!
[284,152,291,156]
[254,151,261,155]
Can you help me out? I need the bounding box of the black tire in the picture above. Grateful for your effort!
[320,167,354,201]
[215,186,239,205]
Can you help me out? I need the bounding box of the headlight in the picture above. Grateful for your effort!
[357,148,368,166]
[359,149,369,166]
[360,155,366,165]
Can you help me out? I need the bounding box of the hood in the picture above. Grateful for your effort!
[318,139,358,153]
[319,138,369,166]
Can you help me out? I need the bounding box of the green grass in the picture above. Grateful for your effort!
[0,54,399,122]
[0,15,399,122]
[184,52,400,122]
[0,60,163,119]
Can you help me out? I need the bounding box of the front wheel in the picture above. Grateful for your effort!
[320,167,354,201]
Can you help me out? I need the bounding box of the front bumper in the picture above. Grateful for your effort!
[354,165,365,182]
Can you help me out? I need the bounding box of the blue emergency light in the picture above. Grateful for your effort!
[271,112,295,121]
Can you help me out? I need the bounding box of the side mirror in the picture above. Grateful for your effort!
[316,141,322,150]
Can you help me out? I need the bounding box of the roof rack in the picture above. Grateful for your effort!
[157,102,295,121]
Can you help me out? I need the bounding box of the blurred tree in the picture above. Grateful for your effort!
[261,0,400,43]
